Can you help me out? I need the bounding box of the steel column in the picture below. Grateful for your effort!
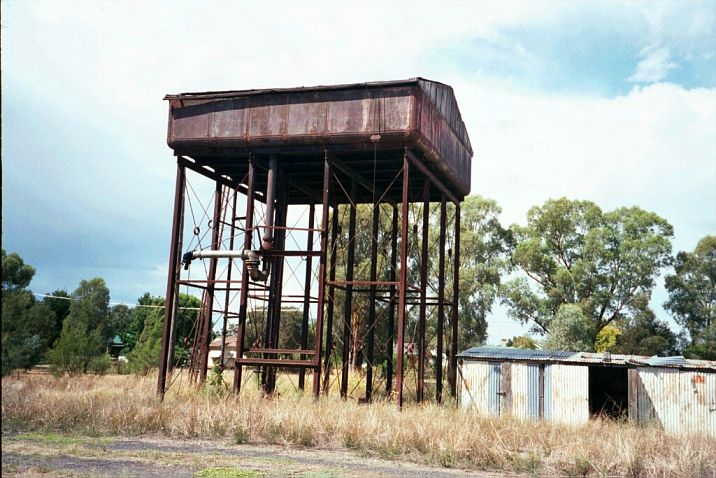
[340,181,358,399]
[312,158,332,397]
[167,186,185,375]
[395,155,410,408]
[436,194,447,402]
[386,206,398,395]
[198,181,224,384]
[157,162,186,400]
[298,203,315,390]
[233,159,255,395]
[220,189,239,371]
[265,181,288,393]
[322,206,339,394]
[417,180,430,402]
[450,204,461,397]
[365,202,380,401]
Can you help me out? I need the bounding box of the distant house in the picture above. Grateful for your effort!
[457,346,716,436]
[207,336,238,369]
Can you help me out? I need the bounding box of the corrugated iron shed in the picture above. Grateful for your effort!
[458,346,716,371]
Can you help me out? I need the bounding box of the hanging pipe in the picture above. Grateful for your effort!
[262,155,278,251]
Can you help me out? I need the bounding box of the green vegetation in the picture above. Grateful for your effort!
[665,235,716,359]
[501,198,674,352]
[1,250,57,376]
[47,278,113,376]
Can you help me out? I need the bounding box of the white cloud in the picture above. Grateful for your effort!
[628,46,679,83]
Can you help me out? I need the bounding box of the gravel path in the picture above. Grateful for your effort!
[2,433,510,478]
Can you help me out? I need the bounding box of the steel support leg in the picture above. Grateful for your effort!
[233,159,255,395]
[312,157,332,397]
[436,195,447,403]
[450,204,461,397]
[220,190,239,371]
[199,181,224,384]
[386,206,398,396]
[158,162,186,400]
[365,202,380,401]
[299,203,315,390]
[322,206,339,394]
[417,180,429,402]
[395,154,410,408]
[340,181,358,399]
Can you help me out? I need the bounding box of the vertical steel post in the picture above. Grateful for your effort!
[450,204,461,397]
[386,206,398,395]
[199,181,224,384]
[298,203,315,390]
[312,157,331,397]
[232,159,255,395]
[220,189,239,371]
[340,181,357,399]
[365,202,380,401]
[395,154,410,408]
[157,161,185,400]
[436,195,447,403]
[266,181,288,393]
[167,188,185,375]
[417,180,430,402]
[322,206,339,394]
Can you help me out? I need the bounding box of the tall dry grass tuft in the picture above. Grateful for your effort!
[2,372,714,477]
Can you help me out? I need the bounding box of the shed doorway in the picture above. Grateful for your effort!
[588,366,628,419]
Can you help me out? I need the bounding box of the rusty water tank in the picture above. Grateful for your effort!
[165,78,473,203]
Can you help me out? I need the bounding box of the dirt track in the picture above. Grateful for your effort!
[2,433,509,478]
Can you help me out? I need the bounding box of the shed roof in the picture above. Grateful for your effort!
[458,346,716,371]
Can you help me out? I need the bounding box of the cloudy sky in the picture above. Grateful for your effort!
[2,0,715,342]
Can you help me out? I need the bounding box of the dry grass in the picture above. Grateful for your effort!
[2,372,714,477]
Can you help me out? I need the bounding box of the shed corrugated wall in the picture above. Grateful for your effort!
[459,360,489,414]
[636,368,716,436]
[511,363,540,419]
[458,361,501,416]
[549,364,589,426]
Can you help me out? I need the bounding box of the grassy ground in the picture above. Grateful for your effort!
[2,371,715,477]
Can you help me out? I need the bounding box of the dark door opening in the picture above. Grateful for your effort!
[588,366,628,419]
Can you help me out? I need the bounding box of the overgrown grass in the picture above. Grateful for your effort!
[2,372,714,477]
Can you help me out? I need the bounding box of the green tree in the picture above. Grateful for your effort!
[47,278,112,375]
[506,335,538,349]
[43,289,71,347]
[594,325,621,352]
[126,293,200,374]
[501,198,673,350]
[454,196,512,350]
[1,250,56,376]
[544,304,595,352]
[664,236,716,359]
[613,294,678,356]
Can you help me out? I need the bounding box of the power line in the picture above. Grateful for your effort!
[32,292,202,311]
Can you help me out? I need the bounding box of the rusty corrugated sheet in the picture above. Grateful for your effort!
[165,78,473,198]
[459,360,490,413]
[458,347,716,371]
[634,368,716,437]
[549,364,589,426]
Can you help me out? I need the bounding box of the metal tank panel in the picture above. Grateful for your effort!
[165,79,472,200]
